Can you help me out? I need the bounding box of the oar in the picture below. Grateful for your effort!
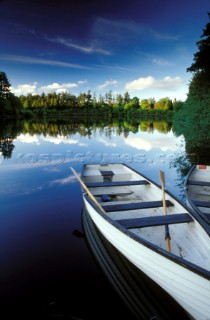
[160,170,171,252]
[70,166,107,215]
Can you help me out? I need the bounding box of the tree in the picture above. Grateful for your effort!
[140,99,150,110]
[116,94,123,106]
[105,90,113,106]
[124,97,140,111]
[154,97,173,110]
[187,13,210,73]
[123,91,130,104]
[0,71,11,98]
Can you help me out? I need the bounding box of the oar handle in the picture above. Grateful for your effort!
[70,166,107,215]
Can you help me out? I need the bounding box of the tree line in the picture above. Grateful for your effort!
[0,72,183,117]
[18,91,181,111]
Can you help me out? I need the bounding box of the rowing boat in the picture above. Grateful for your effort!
[82,206,190,319]
[72,163,210,320]
[185,164,210,225]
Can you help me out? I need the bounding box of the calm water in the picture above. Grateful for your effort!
[0,120,192,319]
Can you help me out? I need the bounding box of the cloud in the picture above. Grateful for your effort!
[48,36,111,55]
[16,133,40,144]
[42,135,79,145]
[152,58,173,66]
[40,82,78,94]
[0,54,91,69]
[125,137,153,151]
[97,137,117,147]
[11,83,37,95]
[11,80,88,95]
[50,175,76,186]
[125,76,183,91]
[92,18,179,44]
[97,80,118,90]
[125,134,181,152]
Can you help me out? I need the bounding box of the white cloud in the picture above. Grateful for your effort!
[78,80,88,85]
[125,133,181,152]
[11,83,37,95]
[97,137,117,147]
[125,76,183,91]
[42,135,79,145]
[50,175,76,186]
[16,133,40,144]
[0,54,91,69]
[97,80,118,90]
[11,80,88,96]
[40,82,78,93]
[152,58,172,66]
[49,37,111,55]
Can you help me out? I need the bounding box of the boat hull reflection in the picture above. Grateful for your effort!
[82,207,190,320]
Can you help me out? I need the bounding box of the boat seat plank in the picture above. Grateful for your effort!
[86,180,150,188]
[188,180,210,187]
[193,200,210,208]
[100,170,115,176]
[116,213,193,229]
[93,191,133,196]
[102,200,174,212]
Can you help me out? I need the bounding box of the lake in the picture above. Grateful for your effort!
[0,119,195,319]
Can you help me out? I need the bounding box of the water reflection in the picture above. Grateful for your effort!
[1,118,209,168]
[0,118,173,160]
[82,207,190,320]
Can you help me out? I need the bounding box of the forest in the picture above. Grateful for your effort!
[0,72,182,118]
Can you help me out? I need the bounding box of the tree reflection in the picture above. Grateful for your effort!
[0,117,173,159]
[173,116,210,165]
[0,120,23,158]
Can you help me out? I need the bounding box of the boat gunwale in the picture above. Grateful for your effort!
[82,163,210,280]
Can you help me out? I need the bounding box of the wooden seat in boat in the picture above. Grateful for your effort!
[188,180,210,187]
[116,213,193,229]
[102,200,174,212]
[86,180,150,188]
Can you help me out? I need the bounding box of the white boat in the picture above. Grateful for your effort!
[185,164,210,226]
[71,163,210,320]
[82,206,190,319]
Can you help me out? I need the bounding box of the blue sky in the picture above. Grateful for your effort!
[0,0,210,101]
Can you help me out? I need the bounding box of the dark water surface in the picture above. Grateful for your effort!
[0,120,193,319]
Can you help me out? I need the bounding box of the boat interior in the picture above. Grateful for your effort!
[82,164,210,271]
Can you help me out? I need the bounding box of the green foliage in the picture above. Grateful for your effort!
[174,13,210,151]
[173,73,210,162]
[0,71,11,98]
[187,13,210,73]
[124,97,140,110]
[173,100,184,112]
[154,97,173,110]
[0,71,23,117]
[140,99,150,110]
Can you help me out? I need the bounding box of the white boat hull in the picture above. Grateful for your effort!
[84,198,210,320]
